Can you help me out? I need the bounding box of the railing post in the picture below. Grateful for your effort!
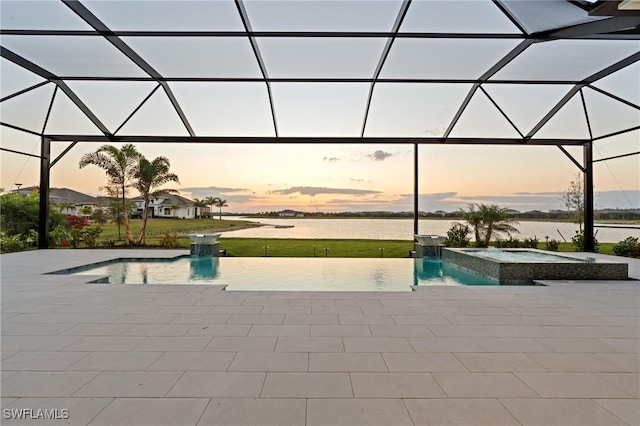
[414,142,419,237]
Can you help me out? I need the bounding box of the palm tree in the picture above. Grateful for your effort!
[132,155,179,245]
[193,198,207,219]
[461,204,483,243]
[478,204,519,246]
[57,200,75,215]
[79,144,141,245]
[462,203,519,246]
[204,196,218,219]
[213,198,228,220]
[170,203,180,218]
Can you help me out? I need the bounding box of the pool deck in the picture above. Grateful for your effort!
[1,249,639,425]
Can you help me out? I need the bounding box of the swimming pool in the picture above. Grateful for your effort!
[52,256,498,291]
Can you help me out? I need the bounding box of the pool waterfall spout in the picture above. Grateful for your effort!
[188,233,221,257]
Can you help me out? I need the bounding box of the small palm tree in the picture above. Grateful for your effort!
[193,198,207,219]
[57,200,75,215]
[132,155,179,245]
[79,144,141,245]
[461,204,483,243]
[213,198,228,220]
[204,196,218,219]
[478,204,519,246]
[170,203,180,218]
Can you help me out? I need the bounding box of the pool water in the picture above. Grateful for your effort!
[463,249,585,263]
[53,256,499,291]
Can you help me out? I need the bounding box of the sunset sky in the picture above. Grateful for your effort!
[1,0,638,213]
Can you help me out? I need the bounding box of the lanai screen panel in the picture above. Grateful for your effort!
[0,0,638,143]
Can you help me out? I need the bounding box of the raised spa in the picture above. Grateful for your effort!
[443,248,628,284]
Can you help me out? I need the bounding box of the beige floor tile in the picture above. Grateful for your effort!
[229,352,308,372]
[123,324,193,336]
[344,337,413,352]
[309,353,388,372]
[600,339,640,353]
[310,325,371,337]
[596,353,640,372]
[248,325,310,337]
[312,306,363,315]
[205,337,277,352]
[3,397,113,426]
[369,325,434,338]
[433,373,538,398]
[2,352,89,371]
[351,373,445,398]
[2,336,83,352]
[536,338,621,353]
[596,372,640,397]
[338,315,395,325]
[275,337,344,352]
[383,353,467,372]
[527,353,626,372]
[391,315,450,325]
[209,305,262,314]
[61,336,147,352]
[307,399,413,426]
[455,353,547,373]
[168,314,231,324]
[114,314,178,324]
[429,325,497,337]
[147,352,235,371]
[167,372,265,397]
[60,324,135,336]
[1,372,99,397]
[284,314,339,325]
[486,326,551,338]
[186,324,251,337]
[73,372,182,397]
[360,306,414,315]
[132,337,212,352]
[405,399,520,425]
[227,314,284,325]
[515,372,633,398]
[261,373,352,398]
[66,351,162,371]
[472,337,552,352]
[408,337,484,352]
[595,399,640,426]
[500,398,628,425]
[198,398,306,426]
[88,398,208,426]
[1,323,74,336]
[261,306,312,315]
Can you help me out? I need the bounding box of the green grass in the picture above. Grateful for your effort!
[217,238,414,258]
[537,241,616,255]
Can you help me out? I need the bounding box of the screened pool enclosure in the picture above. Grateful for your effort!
[1,0,639,250]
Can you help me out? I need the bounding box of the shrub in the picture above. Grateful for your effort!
[444,223,470,247]
[101,239,117,248]
[522,237,539,249]
[571,230,599,252]
[90,208,108,224]
[65,215,89,230]
[546,239,560,251]
[159,232,178,248]
[83,226,103,248]
[0,234,28,253]
[612,237,640,258]
[49,225,71,247]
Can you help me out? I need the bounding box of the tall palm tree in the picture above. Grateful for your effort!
[213,198,228,220]
[204,196,218,219]
[79,144,141,245]
[132,155,179,245]
[193,198,207,219]
[57,200,75,215]
[478,204,519,245]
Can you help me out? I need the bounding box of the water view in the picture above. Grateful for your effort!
[223,217,637,243]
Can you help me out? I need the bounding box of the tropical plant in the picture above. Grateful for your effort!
[561,173,585,232]
[213,198,228,220]
[545,238,560,251]
[0,191,66,239]
[131,155,179,245]
[193,198,207,219]
[462,203,519,246]
[83,226,103,248]
[79,144,141,245]
[159,232,178,248]
[571,230,599,252]
[612,237,640,258]
[100,183,127,240]
[204,196,219,219]
[56,200,76,215]
[444,223,470,247]
[169,203,181,218]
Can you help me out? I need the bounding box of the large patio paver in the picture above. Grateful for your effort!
[499,398,629,425]
[404,398,520,425]
[306,399,413,426]
[88,398,209,426]
[198,398,306,426]
[261,373,352,398]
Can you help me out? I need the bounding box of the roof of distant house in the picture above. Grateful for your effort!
[14,187,97,204]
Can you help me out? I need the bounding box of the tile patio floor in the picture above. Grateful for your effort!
[1,249,638,425]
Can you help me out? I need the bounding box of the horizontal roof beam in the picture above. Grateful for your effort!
[43,135,590,146]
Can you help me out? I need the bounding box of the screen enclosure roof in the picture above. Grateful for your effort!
[1,0,639,146]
